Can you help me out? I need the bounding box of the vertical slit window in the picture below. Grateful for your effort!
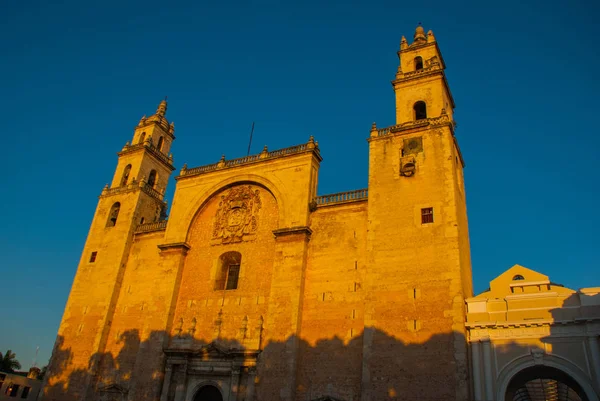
[120,164,132,187]
[225,264,240,290]
[147,170,157,188]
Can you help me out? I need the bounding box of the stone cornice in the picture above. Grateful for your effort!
[392,64,444,84]
[398,40,436,54]
[157,242,191,254]
[118,143,176,172]
[370,114,455,141]
[164,342,260,358]
[178,140,322,180]
[466,316,600,329]
[272,226,313,238]
[135,118,175,140]
[99,182,166,208]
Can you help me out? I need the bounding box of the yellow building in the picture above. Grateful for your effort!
[40,25,600,401]
[466,265,600,401]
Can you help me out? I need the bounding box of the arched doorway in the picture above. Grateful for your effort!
[193,385,223,401]
[505,365,588,401]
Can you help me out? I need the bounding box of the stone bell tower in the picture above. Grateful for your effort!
[362,25,473,400]
[42,100,176,401]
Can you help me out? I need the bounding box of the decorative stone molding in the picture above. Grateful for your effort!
[373,114,455,139]
[272,226,313,239]
[531,348,545,365]
[157,242,191,255]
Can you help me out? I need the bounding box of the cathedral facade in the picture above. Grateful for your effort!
[41,25,600,401]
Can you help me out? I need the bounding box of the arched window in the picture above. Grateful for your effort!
[147,170,157,187]
[414,101,427,120]
[414,56,423,71]
[139,132,146,144]
[215,251,241,291]
[120,164,132,187]
[512,274,524,281]
[157,136,164,151]
[106,202,121,227]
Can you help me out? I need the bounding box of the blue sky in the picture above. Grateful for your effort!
[1,0,598,369]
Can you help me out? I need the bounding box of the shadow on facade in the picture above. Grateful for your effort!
[42,327,475,401]
[41,294,599,401]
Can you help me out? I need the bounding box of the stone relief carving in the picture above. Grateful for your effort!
[531,348,545,365]
[212,185,262,244]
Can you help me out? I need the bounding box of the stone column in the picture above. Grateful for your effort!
[471,340,483,401]
[160,364,173,401]
[587,335,600,384]
[482,339,494,401]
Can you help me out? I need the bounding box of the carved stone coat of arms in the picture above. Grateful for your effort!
[212,186,262,244]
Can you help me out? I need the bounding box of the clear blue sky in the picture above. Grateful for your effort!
[1,0,598,370]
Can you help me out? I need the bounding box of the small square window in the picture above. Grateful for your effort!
[89,252,97,263]
[421,207,434,224]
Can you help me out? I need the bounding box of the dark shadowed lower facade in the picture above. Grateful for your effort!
[41,25,600,401]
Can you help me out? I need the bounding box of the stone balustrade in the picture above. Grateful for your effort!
[119,142,174,169]
[376,114,454,137]
[141,182,163,201]
[180,139,320,179]
[135,220,168,234]
[314,188,368,206]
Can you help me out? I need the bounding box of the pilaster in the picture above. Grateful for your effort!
[259,227,311,401]
[587,335,600,386]
[159,364,173,401]
[471,340,483,401]
[481,338,494,401]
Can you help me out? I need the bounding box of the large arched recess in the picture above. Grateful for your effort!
[181,174,288,241]
[172,178,280,344]
[496,353,599,401]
